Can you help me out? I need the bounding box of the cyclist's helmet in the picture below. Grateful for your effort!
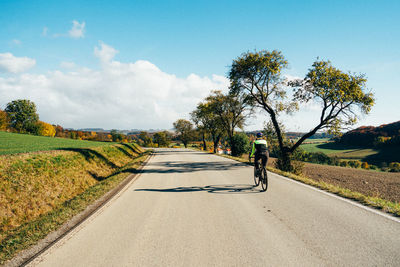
[256,132,263,138]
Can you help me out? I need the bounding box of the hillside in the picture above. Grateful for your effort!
[338,121,400,147]
[0,131,113,155]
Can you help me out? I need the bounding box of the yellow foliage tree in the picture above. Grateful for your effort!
[37,121,56,137]
[0,110,9,130]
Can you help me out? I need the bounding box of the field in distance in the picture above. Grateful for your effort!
[0,131,112,155]
[300,141,399,165]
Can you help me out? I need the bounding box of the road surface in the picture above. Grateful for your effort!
[29,148,400,266]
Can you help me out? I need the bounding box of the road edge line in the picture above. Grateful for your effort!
[195,149,400,224]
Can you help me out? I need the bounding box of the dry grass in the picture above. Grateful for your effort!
[0,143,145,244]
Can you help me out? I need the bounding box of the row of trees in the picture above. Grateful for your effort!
[0,100,56,137]
[1,99,133,142]
[177,49,375,173]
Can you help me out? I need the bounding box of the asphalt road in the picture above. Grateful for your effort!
[29,148,400,266]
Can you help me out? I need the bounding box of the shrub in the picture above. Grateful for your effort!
[340,161,348,167]
[230,132,250,157]
[301,151,331,165]
[369,165,377,170]
[389,162,400,172]
[348,160,361,168]
[273,146,305,175]
[361,162,369,169]
[329,156,340,166]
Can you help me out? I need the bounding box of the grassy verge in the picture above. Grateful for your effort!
[217,154,400,217]
[0,144,151,264]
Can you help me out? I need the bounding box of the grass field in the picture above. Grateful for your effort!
[300,142,377,156]
[300,142,399,164]
[297,138,331,143]
[0,131,113,155]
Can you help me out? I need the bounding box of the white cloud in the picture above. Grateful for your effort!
[0,43,228,129]
[68,20,85,39]
[94,42,118,62]
[0,53,36,73]
[51,21,85,39]
[60,61,76,69]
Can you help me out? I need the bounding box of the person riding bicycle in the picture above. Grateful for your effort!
[250,132,269,174]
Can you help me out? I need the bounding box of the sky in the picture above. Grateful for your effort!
[0,0,399,132]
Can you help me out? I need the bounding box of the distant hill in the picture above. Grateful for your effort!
[338,121,400,147]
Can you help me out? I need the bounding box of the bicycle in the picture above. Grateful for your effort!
[250,156,268,192]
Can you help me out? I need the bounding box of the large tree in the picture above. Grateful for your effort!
[153,131,171,147]
[5,99,39,133]
[190,96,225,153]
[206,91,252,156]
[173,119,194,148]
[229,50,374,172]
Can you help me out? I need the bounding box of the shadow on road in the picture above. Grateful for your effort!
[132,160,247,174]
[135,184,262,194]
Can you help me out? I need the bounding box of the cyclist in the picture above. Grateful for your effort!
[250,132,268,174]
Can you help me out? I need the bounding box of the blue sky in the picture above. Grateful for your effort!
[0,0,399,131]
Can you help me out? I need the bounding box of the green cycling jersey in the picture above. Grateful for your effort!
[250,139,268,157]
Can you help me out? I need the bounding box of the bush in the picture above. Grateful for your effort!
[273,146,305,175]
[329,156,340,166]
[389,162,400,172]
[301,151,331,165]
[348,160,361,168]
[230,132,250,157]
[339,161,348,167]
[361,162,369,169]
[369,165,377,170]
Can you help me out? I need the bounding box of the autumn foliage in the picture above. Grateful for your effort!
[338,121,400,147]
[0,110,9,131]
[37,121,56,137]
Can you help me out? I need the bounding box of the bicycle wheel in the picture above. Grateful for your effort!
[254,166,260,186]
[261,167,268,191]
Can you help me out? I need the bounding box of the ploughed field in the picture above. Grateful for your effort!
[268,158,400,203]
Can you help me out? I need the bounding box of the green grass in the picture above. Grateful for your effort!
[298,138,331,143]
[0,131,113,155]
[299,141,400,164]
[0,148,151,264]
[300,142,378,158]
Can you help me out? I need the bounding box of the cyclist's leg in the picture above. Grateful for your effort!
[255,154,260,169]
[261,151,268,168]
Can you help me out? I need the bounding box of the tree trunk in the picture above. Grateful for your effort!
[202,132,207,151]
[276,147,293,173]
[213,135,221,153]
[228,135,236,156]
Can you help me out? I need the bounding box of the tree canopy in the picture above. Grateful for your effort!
[229,50,375,172]
[173,119,194,148]
[5,99,39,134]
[190,93,225,153]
